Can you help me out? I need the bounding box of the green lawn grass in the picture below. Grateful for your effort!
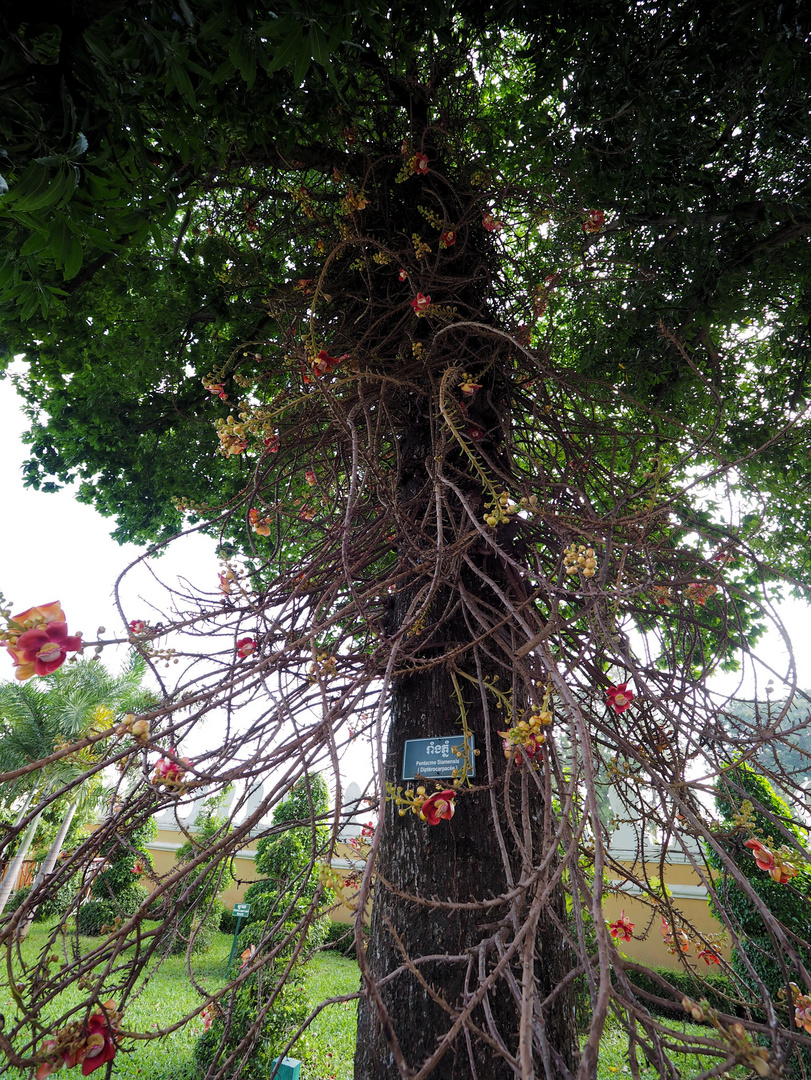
[0,922,359,1080]
[1,924,746,1080]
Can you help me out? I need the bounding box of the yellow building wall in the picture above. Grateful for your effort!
[143,829,724,969]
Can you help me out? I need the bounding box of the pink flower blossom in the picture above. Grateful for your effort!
[129,619,146,635]
[606,683,634,713]
[7,609,82,681]
[305,470,317,486]
[482,213,503,233]
[413,153,429,174]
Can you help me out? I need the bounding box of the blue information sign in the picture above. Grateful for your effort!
[402,735,475,780]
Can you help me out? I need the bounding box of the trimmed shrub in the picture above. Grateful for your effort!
[169,797,233,956]
[708,762,811,1077]
[81,818,156,936]
[621,966,740,1020]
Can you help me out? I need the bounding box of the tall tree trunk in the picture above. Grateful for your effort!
[15,799,79,940]
[0,809,43,918]
[355,657,577,1079]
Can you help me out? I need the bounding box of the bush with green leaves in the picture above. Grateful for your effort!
[76,816,156,936]
[169,797,233,955]
[242,774,330,933]
[194,775,330,1075]
[708,763,811,1074]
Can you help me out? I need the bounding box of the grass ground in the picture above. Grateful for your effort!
[1,923,745,1079]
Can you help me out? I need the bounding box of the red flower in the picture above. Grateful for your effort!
[609,910,634,942]
[398,269,408,281]
[361,821,375,838]
[7,614,82,681]
[420,789,456,825]
[582,209,605,234]
[413,153,429,174]
[80,1004,120,1076]
[310,350,345,378]
[236,637,257,658]
[410,292,431,314]
[152,751,193,788]
[440,230,456,247]
[697,946,721,965]
[305,470,317,486]
[129,619,146,634]
[606,683,634,713]
[466,425,484,441]
[744,837,775,873]
[482,213,503,233]
[263,433,280,452]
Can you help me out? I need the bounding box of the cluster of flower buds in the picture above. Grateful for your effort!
[317,862,346,890]
[564,543,598,579]
[35,1001,122,1079]
[117,713,149,741]
[484,490,517,528]
[744,837,800,884]
[500,709,551,768]
[681,999,772,1077]
[308,652,337,681]
[151,750,193,792]
[214,415,248,456]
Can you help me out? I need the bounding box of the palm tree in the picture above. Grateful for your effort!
[0,655,155,923]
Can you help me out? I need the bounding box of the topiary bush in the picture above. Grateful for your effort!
[169,796,233,956]
[79,817,156,936]
[708,762,811,1076]
[193,774,330,1075]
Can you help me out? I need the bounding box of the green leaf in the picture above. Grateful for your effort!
[20,232,49,256]
[265,24,302,74]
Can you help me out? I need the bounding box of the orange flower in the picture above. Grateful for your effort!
[249,509,271,536]
[419,789,456,825]
[697,946,721,965]
[609,910,634,942]
[660,917,690,953]
[7,604,82,680]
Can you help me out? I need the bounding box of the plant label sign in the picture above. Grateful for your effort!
[402,735,475,780]
[233,903,251,918]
